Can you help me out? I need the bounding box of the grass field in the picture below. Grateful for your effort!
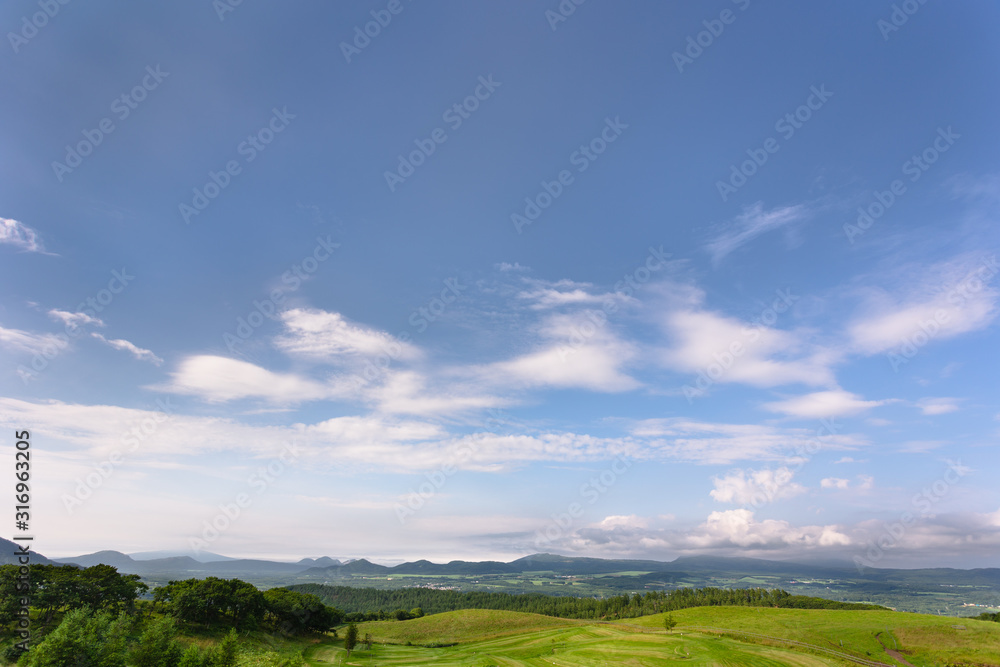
[295,606,1000,666]
[305,619,843,666]
[7,605,997,666]
[286,607,1000,667]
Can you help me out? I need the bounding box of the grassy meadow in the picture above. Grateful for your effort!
[294,606,1000,666]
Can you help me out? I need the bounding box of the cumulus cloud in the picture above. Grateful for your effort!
[710,467,805,504]
[157,355,342,404]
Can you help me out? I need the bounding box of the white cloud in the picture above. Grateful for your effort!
[91,333,163,365]
[632,418,867,465]
[917,397,961,415]
[705,202,809,264]
[710,467,805,504]
[821,477,849,490]
[370,370,501,416]
[898,440,946,454]
[48,309,104,328]
[158,355,340,404]
[479,312,640,392]
[0,324,68,357]
[763,389,887,418]
[275,308,420,364]
[0,217,46,253]
[655,283,837,389]
[848,254,998,355]
[516,278,626,311]
[597,515,648,529]
[688,509,851,549]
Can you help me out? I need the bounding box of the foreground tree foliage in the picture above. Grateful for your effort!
[0,564,148,625]
[18,607,132,667]
[15,610,243,667]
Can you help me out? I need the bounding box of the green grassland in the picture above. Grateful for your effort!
[297,607,1000,667]
[6,604,999,666]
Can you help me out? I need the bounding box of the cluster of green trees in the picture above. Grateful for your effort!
[970,611,1000,622]
[291,584,886,620]
[0,566,341,665]
[0,564,147,625]
[15,609,240,667]
[152,577,342,634]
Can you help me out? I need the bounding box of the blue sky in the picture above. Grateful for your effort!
[1,1,999,567]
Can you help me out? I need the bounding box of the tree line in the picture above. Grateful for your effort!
[0,564,341,665]
[288,583,887,620]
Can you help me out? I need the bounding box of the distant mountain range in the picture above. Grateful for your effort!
[3,539,998,596]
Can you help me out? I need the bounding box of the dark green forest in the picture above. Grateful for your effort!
[288,582,887,621]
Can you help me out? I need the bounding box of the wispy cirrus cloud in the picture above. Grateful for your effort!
[847,253,998,355]
[0,217,48,253]
[705,202,810,265]
[275,308,420,364]
[91,333,163,365]
[0,324,67,357]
